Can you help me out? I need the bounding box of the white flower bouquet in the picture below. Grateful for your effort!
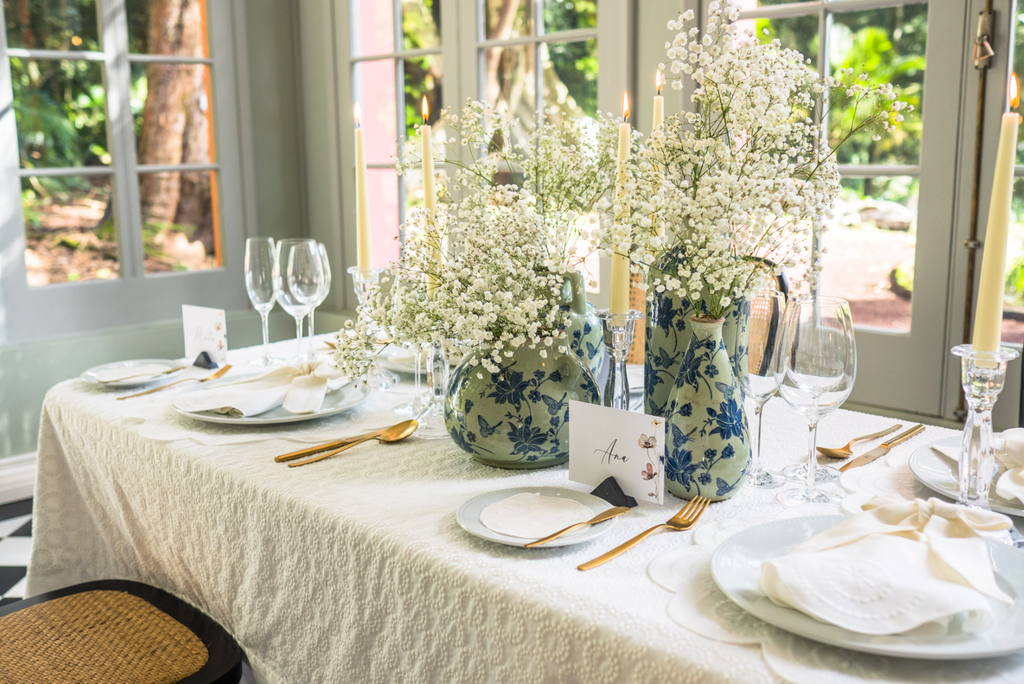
[593,0,911,318]
[335,102,627,376]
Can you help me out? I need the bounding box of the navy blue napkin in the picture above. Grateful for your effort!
[193,351,218,369]
[590,477,638,509]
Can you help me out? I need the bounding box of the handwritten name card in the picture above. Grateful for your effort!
[568,400,665,504]
[182,305,227,366]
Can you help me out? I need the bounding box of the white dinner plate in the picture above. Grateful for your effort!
[172,376,371,426]
[909,436,1024,518]
[456,486,619,548]
[80,358,185,389]
[712,515,1024,659]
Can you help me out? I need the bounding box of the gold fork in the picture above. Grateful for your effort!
[117,365,232,400]
[98,366,186,384]
[816,424,902,459]
[577,496,710,571]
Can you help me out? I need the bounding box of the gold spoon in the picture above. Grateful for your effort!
[816,424,901,459]
[287,419,418,467]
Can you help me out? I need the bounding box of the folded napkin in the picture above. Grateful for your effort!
[174,362,348,418]
[759,497,1013,636]
[94,364,174,383]
[934,429,1024,504]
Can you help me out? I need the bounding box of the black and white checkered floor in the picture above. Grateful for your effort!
[0,498,32,609]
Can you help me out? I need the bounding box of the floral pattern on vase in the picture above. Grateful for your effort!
[445,344,600,469]
[561,271,605,379]
[644,252,750,417]
[664,316,750,501]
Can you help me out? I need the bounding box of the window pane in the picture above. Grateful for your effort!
[22,175,117,287]
[818,176,918,332]
[140,170,219,273]
[484,45,536,141]
[132,63,215,165]
[3,0,100,51]
[543,0,596,34]
[404,55,443,141]
[126,0,208,57]
[11,59,109,169]
[370,168,400,269]
[353,59,398,164]
[542,40,596,121]
[403,0,440,51]
[354,0,395,56]
[1003,177,1024,343]
[486,0,533,40]
[737,16,819,69]
[829,5,927,166]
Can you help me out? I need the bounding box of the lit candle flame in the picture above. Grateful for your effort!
[1011,73,1020,110]
[422,96,429,123]
[354,102,362,128]
[622,92,630,121]
[656,70,663,95]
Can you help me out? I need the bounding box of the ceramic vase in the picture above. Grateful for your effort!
[644,253,750,417]
[663,316,750,501]
[445,345,600,469]
[562,271,605,379]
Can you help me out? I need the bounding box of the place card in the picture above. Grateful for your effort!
[568,401,665,504]
[182,305,227,366]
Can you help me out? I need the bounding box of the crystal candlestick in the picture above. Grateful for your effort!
[953,344,1019,510]
[347,266,401,391]
[597,310,643,410]
[415,342,450,440]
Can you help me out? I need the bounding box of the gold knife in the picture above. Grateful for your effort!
[838,423,926,472]
[522,507,629,548]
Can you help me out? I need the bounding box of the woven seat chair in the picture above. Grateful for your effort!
[0,579,243,684]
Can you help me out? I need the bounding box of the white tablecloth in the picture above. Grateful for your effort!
[28,338,975,683]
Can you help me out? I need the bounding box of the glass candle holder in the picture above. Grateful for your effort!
[415,342,450,440]
[347,266,400,391]
[597,309,643,411]
[952,344,1019,509]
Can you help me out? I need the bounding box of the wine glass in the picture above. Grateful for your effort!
[244,237,279,366]
[306,243,332,352]
[737,289,786,489]
[275,238,322,362]
[773,295,856,505]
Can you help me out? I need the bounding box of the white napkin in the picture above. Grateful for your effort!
[94,364,174,383]
[933,428,1024,504]
[479,493,594,538]
[759,497,1013,636]
[174,362,348,418]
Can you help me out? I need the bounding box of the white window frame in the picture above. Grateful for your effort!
[333,0,632,311]
[0,0,255,343]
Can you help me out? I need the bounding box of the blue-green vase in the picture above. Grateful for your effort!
[561,271,604,379]
[644,251,750,417]
[445,345,600,469]
[664,316,750,501]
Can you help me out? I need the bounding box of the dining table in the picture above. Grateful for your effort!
[25,336,1024,684]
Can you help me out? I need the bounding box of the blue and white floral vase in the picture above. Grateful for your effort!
[645,253,750,417]
[561,271,604,379]
[445,344,600,469]
[664,316,750,501]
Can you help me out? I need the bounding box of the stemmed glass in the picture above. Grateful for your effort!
[737,289,786,489]
[244,237,280,366]
[773,295,856,505]
[275,238,323,362]
[306,243,332,352]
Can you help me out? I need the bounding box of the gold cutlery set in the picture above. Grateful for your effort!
[817,423,926,472]
[117,365,233,400]
[274,420,419,467]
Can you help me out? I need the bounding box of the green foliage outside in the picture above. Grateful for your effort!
[545,0,597,119]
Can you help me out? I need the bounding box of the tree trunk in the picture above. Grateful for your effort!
[175,63,214,254]
[136,0,203,230]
